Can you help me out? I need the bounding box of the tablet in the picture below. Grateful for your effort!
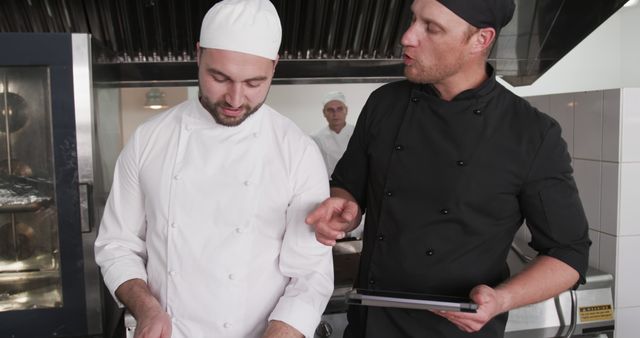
[345,288,478,313]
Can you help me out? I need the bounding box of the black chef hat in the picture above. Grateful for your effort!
[438,0,515,30]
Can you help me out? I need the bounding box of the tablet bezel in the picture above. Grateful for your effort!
[345,288,478,313]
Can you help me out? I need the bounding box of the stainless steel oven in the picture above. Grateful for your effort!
[0,33,103,338]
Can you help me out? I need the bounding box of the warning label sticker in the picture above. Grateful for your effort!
[579,304,614,322]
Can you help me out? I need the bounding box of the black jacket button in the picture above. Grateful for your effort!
[440,209,449,215]
[369,279,376,285]
[426,249,434,256]
[411,97,419,103]
[378,234,384,241]
[395,145,404,151]
[386,191,393,197]
[473,109,482,115]
[456,160,465,167]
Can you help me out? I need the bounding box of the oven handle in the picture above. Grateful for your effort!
[79,182,93,233]
[564,289,578,337]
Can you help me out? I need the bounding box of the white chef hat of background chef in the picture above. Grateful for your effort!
[322,91,347,107]
[199,0,282,60]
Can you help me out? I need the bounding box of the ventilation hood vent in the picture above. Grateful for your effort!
[0,0,628,86]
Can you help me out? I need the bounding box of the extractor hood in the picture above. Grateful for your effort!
[0,0,630,86]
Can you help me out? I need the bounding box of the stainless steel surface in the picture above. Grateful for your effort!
[73,33,95,184]
[125,311,136,338]
[504,267,614,337]
[73,33,103,335]
[315,314,346,338]
[0,0,630,86]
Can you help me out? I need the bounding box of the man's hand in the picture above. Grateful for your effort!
[134,307,172,338]
[434,255,580,333]
[262,320,303,338]
[432,285,505,333]
[306,196,360,246]
[115,279,172,338]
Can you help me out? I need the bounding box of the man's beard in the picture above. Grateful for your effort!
[404,61,461,85]
[199,93,263,127]
[403,50,467,85]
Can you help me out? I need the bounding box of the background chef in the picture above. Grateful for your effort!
[311,91,355,179]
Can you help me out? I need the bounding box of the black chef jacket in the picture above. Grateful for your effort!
[331,65,591,338]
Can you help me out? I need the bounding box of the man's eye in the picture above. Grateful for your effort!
[213,76,227,82]
[427,24,442,33]
[246,81,261,88]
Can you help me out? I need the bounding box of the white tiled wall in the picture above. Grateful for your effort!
[616,236,640,308]
[574,91,604,160]
[619,163,640,236]
[588,229,600,269]
[527,88,640,338]
[603,89,621,162]
[616,307,640,338]
[620,88,640,162]
[598,232,617,276]
[601,162,619,236]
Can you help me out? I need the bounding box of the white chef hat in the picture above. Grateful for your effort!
[322,91,347,106]
[199,0,282,60]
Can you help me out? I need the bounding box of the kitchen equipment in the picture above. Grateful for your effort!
[0,33,105,338]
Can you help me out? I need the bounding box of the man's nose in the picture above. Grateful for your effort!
[225,83,243,108]
[400,22,418,47]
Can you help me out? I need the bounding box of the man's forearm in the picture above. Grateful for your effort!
[115,278,164,319]
[262,320,303,338]
[495,255,579,313]
[329,187,362,232]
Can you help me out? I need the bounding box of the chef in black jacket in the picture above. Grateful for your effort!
[306,0,591,337]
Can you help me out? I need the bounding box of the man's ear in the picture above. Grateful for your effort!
[472,27,496,55]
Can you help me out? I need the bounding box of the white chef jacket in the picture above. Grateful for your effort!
[311,125,355,177]
[95,98,333,338]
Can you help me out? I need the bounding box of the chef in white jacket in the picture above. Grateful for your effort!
[94,1,333,337]
[311,91,355,178]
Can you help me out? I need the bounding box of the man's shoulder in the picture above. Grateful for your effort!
[261,104,316,145]
[492,84,557,130]
[370,80,414,99]
[136,99,192,132]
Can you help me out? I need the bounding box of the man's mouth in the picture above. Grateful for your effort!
[403,53,414,65]
[220,106,243,117]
